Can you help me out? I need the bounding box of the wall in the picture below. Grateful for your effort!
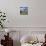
[0,0,46,46]
[0,0,46,27]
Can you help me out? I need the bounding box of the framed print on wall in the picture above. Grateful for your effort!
[20,7,28,15]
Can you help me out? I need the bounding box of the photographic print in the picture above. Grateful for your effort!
[20,7,28,15]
